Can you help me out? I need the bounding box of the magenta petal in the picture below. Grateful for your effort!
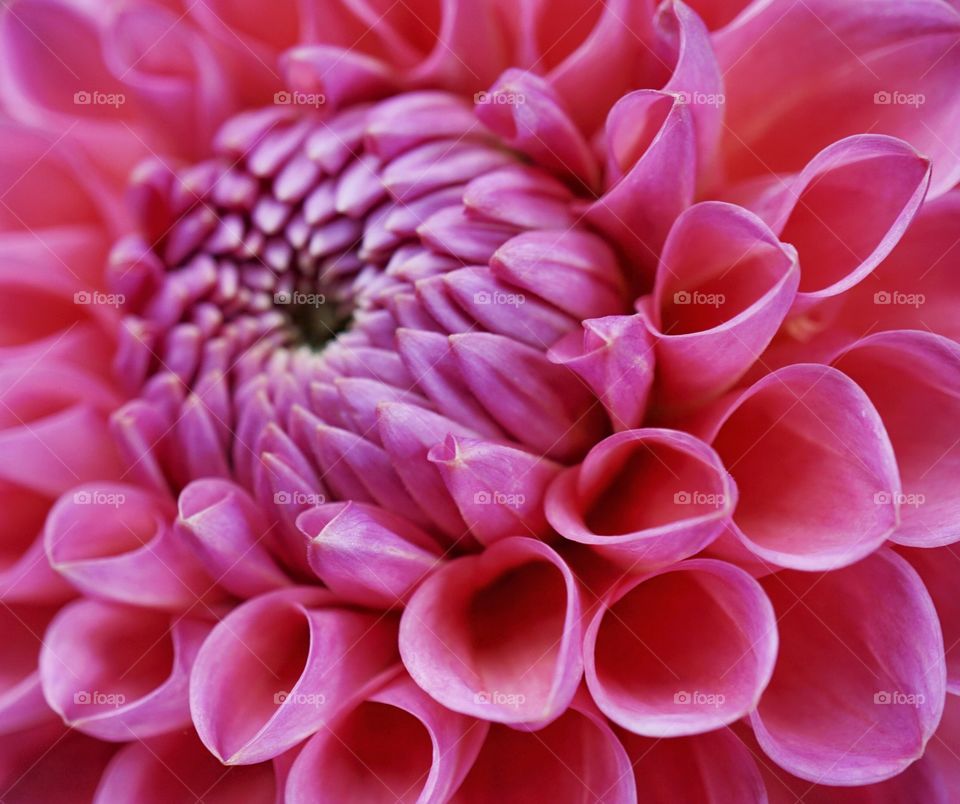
[618,727,766,803]
[190,587,399,764]
[717,0,960,195]
[649,201,800,407]
[45,483,220,610]
[753,549,946,785]
[547,314,655,431]
[94,729,277,803]
[701,364,900,570]
[450,331,608,462]
[298,501,443,609]
[287,672,486,803]
[587,90,696,276]
[449,703,635,803]
[585,558,777,736]
[475,69,599,188]
[40,599,211,740]
[177,478,292,598]
[400,537,583,726]
[831,331,960,548]
[546,428,735,568]
[429,434,561,545]
[742,135,931,312]
[900,546,960,694]
[463,165,577,230]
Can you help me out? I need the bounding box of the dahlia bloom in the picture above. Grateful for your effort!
[2,0,960,800]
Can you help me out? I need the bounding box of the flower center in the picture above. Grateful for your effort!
[111,90,628,524]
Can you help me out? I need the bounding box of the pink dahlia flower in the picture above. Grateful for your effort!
[2,0,960,800]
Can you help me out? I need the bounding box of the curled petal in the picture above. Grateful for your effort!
[190,587,399,764]
[475,69,599,188]
[585,559,777,736]
[546,428,735,568]
[45,483,218,610]
[177,478,292,599]
[449,703,636,803]
[429,434,562,545]
[298,502,443,609]
[588,91,696,276]
[548,314,655,431]
[94,729,278,803]
[752,549,946,785]
[648,201,799,407]
[831,331,960,548]
[700,364,900,570]
[287,672,486,803]
[739,136,930,312]
[40,599,211,741]
[400,537,583,727]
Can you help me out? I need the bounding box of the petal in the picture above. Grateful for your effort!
[649,201,799,407]
[699,364,900,570]
[428,434,562,545]
[717,0,960,195]
[94,729,278,804]
[752,549,946,785]
[190,587,399,764]
[298,501,443,608]
[0,602,60,734]
[738,135,930,312]
[40,599,211,741]
[45,483,218,610]
[400,537,583,726]
[449,703,636,803]
[831,331,960,548]
[546,429,736,568]
[286,672,486,803]
[585,559,777,736]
